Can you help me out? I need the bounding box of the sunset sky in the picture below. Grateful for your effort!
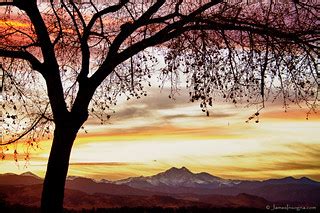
[0,4,319,183]
[1,87,319,181]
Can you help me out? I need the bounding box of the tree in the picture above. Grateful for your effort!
[0,0,318,212]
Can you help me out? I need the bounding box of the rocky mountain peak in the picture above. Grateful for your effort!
[163,167,193,175]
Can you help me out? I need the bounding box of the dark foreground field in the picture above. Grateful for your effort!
[2,204,320,213]
[0,205,271,213]
[2,198,320,213]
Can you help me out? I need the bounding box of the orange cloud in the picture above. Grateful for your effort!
[0,20,29,28]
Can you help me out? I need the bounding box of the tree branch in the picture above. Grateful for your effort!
[0,49,43,71]
[12,0,69,123]
[0,2,15,7]
[84,0,129,39]
[0,103,51,146]
[14,0,57,69]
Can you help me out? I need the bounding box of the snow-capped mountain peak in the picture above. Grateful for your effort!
[115,167,237,189]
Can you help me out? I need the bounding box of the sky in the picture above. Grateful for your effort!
[1,87,319,181]
[0,4,319,182]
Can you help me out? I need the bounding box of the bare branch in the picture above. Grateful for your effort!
[0,49,42,71]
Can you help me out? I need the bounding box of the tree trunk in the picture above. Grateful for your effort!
[41,124,79,213]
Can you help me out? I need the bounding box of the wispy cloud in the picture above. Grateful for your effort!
[69,162,141,166]
[1,87,319,181]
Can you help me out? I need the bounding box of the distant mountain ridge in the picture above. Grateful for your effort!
[1,167,319,187]
[0,172,42,186]
[115,166,238,189]
[1,167,319,206]
[65,176,151,196]
[112,167,320,204]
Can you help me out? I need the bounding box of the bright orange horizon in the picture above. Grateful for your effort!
[1,88,320,182]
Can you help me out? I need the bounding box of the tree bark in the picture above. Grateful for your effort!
[41,123,79,213]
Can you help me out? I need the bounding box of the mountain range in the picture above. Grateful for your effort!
[1,167,319,210]
[114,166,238,188]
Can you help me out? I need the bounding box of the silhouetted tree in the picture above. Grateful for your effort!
[0,0,318,212]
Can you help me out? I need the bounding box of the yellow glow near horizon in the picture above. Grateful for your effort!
[1,92,319,181]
